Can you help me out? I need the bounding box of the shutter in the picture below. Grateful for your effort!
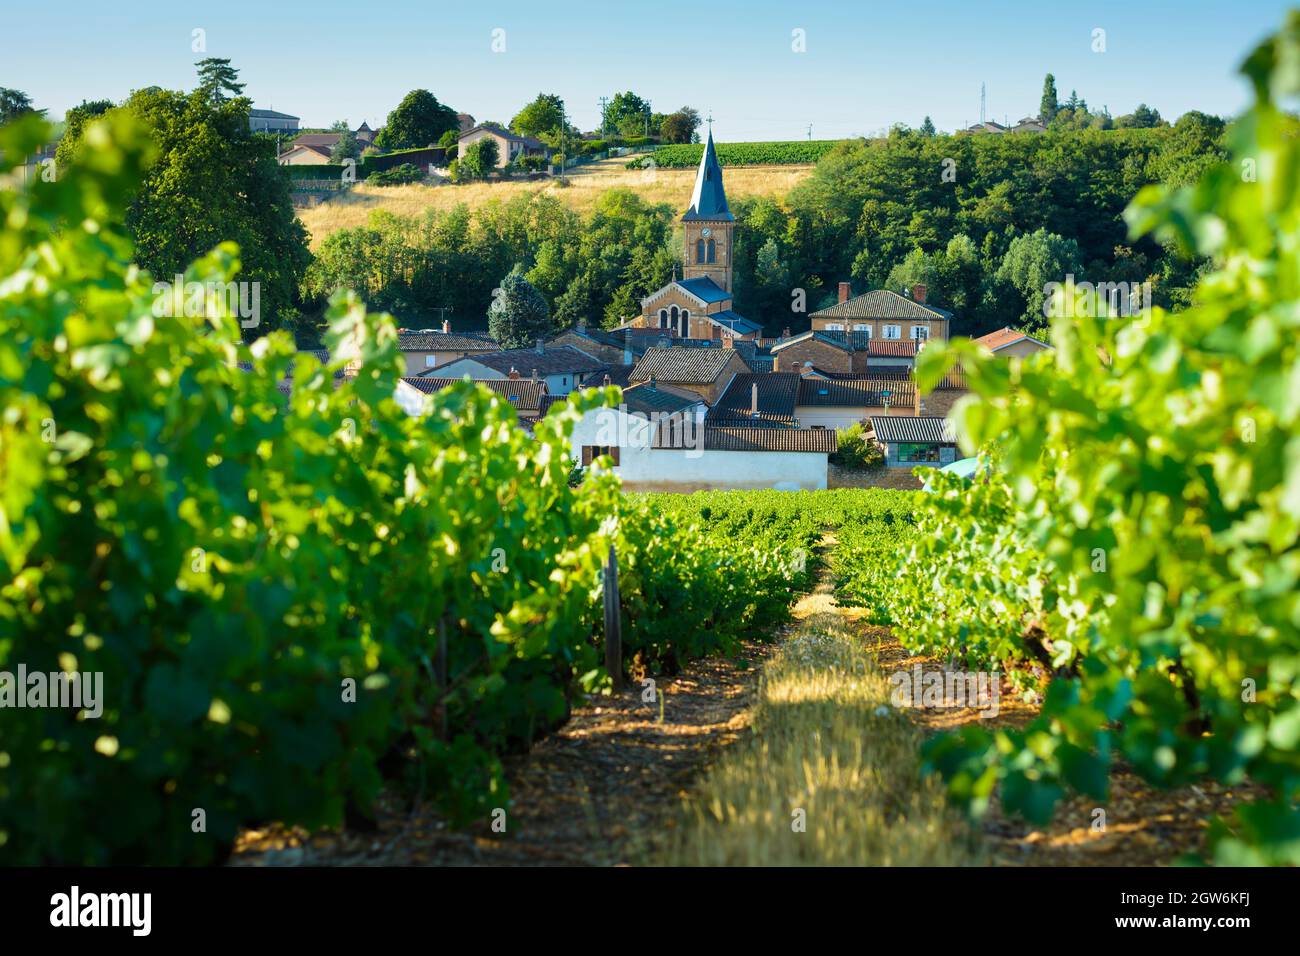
[582,446,593,466]
[611,446,621,466]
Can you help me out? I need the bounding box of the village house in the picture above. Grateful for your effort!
[458,124,548,167]
[770,330,920,374]
[621,129,764,342]
[570,400,834,491]
[629,346,750,405]
[249,109,300,134]
[974,326,1053,359]
[434,342,607,396]
[868,416,959,468]
[400,376,548,419]
[277,123,379,165]
[398,324,498,374]
[706,371,916,432]
[810,285,952,341]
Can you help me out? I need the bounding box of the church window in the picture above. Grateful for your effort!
[696,239,705,263]
[659,309,668,328]
[707,238,716,263]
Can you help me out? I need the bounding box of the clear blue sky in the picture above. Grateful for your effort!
[3,0,1290,139]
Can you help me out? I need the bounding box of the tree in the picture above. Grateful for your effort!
[195,58,245,104]
[0,88,43,124]
[919,116,937,137]
[458,137,499,178]
[488,269,552,348]
[57,82,309,330]
[54,99,114,168]
[660,107,701,144]
[1040,74,1058,123]
[603,91,649,137]
[329,121,360,163]
[511,93,565,138]
[1116,103,1165,128]
[375,90,459,150]
[2,88,44,130]
[994,227,1083,325]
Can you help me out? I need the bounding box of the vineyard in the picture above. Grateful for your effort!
[3,17,1300,872]
[628,140,845,169]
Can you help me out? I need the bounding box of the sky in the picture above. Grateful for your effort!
[3,0,1292,139]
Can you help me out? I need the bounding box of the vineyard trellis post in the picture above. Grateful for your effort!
[603,545,622,689]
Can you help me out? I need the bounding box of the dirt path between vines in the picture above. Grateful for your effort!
[233,636,781,866]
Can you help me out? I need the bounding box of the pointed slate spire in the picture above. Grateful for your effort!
[682,128,733,222]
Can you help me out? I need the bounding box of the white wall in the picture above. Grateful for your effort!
[569,406,826,491]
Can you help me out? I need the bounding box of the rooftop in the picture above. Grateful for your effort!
[869,416,957,444]
[631,347,741,384]
[810,289,953,321]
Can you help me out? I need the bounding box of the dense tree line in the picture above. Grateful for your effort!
[305,118,1226,337]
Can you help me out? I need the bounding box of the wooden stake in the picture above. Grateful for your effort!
[603,545,623,689]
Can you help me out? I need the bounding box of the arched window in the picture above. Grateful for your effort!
[707,238,716,263]
[681,309,689,338]
[658,308,668,328]
[696,239,705,263]
[670,305,679,333]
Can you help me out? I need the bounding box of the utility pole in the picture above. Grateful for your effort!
[598,96,608,137]
[807,123,812,141]
[980,82,986,124]
[645,99,651,138]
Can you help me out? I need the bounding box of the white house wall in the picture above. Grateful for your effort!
[569,406,825,491]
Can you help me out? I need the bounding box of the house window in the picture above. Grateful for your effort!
[853,324,870,334]
[696,239,706,263]
[580,445,621,466]
[681,309,690,338]
[707,238,716,263]
[898,442,941,463]
[659,309,668,328]
[425,355,437,368]
[910,325,930,340]
[670,305,679,333]
[883,324,902,340]
[825,323,844,331]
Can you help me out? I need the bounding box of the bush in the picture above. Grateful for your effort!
[366,163,425,186]
[829,423,883,470]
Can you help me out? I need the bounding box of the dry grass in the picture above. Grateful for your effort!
[297,157,814,249]
[657,559,976,866]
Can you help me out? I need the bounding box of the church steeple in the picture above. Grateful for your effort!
[682,128,733,222]
[681,126,736,292]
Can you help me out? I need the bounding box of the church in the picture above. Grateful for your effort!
[623,128,763,341]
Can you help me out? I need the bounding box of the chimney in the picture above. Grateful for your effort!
[507,366,520,379]
[535,338,544,354]
[531,368,539,382]
[800,361,815,378]
[649,373,657,388]
[602,373,611,386]
[782,326,792,339]
[722,335,734,349]
[441,319,450,334]
[912,284,927,304]
[750,382,759,417]
[838,282,851,304]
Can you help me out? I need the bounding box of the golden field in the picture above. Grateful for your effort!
[296,157,814,249]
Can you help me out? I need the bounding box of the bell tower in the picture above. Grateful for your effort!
[681,126,735,293]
